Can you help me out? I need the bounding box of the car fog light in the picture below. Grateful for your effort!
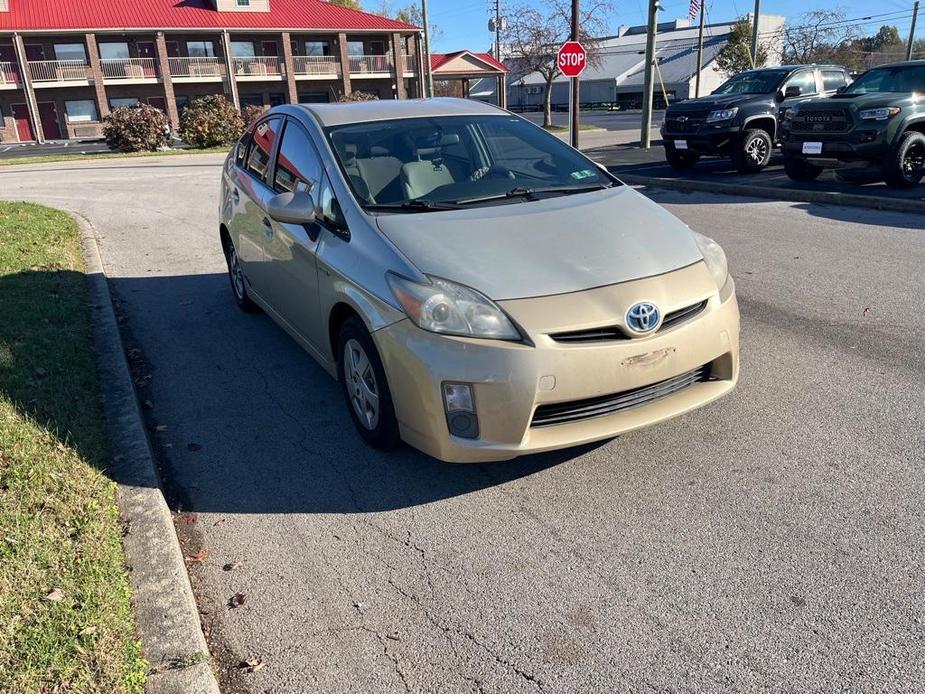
[442,383,479,439]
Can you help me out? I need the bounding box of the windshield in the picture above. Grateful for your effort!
[844,65,925,94]
[326,115,615,210]
[712,69,790,95]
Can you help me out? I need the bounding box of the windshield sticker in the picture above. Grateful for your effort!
[570,169,595,180]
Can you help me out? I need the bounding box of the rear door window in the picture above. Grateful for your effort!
[244,116,281,184]
[822,70,848,91]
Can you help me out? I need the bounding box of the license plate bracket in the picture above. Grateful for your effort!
[802,141,823,155]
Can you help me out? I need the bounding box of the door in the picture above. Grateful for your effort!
[261,41,279,74]
[261,117,326,348]
[230,116,283,298]
[12,104,34,141]
[137,41,157,77]
[25,44,44,61]
[38,102,61,140]
[0,45,16,83]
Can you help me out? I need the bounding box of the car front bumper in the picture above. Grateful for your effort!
[374,262,740,463]
[781,128,889,163]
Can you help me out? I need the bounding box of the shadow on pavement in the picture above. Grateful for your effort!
[108,272,606,515]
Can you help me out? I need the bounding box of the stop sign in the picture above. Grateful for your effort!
[557,41,587,78]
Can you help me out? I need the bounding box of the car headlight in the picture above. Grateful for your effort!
[859,107,900,121]
[386,273,521,340]
[705,107,738,123]
[692,232,729,290]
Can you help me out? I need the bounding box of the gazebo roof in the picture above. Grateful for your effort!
[430,50,509,76]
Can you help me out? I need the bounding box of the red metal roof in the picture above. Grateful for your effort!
[430,50,509,74]
[0,0,418,33]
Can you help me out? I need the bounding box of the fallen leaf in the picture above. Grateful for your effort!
[186,549,208,564]
[228,592,246,608]
[44,588,64,602]
[180,513,198,524]
[212,518,226,527]
[862,307,871,316]
[239,658,265,673]
[79,625,98,637]
[223,562,241,572]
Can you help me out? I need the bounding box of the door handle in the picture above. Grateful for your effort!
[232,188,240,204]
[262,217,273,239]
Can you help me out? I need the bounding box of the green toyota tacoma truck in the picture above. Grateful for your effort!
[781,61,925,188]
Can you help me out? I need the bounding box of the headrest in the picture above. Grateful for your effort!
[369,145,390,157]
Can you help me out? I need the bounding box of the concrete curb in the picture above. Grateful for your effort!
[78,215,220,694]
[615,173,925,214]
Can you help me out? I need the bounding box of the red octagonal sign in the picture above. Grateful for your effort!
[557,41,587,78]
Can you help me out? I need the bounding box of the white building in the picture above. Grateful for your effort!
[482,15,785,110]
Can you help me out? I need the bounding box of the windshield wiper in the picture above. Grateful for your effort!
[365,199,462,212]
[455,182,611,206]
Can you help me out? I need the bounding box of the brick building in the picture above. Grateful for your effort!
[0,0,423,143]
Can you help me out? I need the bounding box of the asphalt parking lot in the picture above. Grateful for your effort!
[2,155,924,693]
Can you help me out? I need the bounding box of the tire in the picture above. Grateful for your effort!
[337,315,401,450]
[882,131,925,189]
[732,128,773,173]
[783,155,823,181]
[224,239,260,312]
[665,149,700,170]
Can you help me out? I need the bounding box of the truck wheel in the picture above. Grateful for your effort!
[783,155,823,182]
[665,149,700,170]
[732,129,773,173]
[882,131,925,188]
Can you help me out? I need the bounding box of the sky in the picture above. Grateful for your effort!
[416,0,919,54]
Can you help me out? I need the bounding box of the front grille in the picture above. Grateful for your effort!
[790,108,852,134]
[531,364,713,427]
[665,117,705,134]
[549,300,708,344]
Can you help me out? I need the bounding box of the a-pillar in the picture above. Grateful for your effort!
[11,33,43,142]
[280,32,298,104]
[336,32,352,98]
[84,33,110,120]
[154,33,180,129]
[390,33,406,100]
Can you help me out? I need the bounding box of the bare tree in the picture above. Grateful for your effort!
[782,9,859,64]
[374,1,444,43]
[505,0,612,128]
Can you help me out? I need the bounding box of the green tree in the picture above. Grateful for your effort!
[858,25,903,52]
[328,0,363,10]
[715,17,766,75]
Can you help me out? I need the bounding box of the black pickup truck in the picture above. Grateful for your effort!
[660,65,851,172]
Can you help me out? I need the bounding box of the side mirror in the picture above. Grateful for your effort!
[784,85,802,98]
[267,190,316,225]
[835,85,847,94]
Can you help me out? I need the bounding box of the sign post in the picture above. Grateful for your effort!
[557,40,586,148]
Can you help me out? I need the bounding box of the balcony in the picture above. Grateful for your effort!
[292,55,340,78]
[101,58,159,81]
[0,61,20,89]
[348,54,391,76]
[168,57,226,81]
[231,56,282,79]
[29,60,92,85]
[402,54,417,75]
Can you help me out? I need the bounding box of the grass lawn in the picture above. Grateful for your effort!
[0,202,146,692]
[543,123,601,132]
[0,146,228,168]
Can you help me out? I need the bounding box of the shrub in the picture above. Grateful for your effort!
[178,95,245,148]
[336,90,379,102]
[102,104,169,152]
[241,103,269,126]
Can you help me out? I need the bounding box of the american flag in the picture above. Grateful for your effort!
[689,0,702,22]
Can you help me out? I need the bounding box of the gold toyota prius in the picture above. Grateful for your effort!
[219,98,739,462]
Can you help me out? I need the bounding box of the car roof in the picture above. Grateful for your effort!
[863,59,925,69]
[295,97,504,127]
[740,64,844,73]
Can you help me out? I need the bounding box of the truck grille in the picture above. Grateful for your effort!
[790,109,851,134]
[550,300,708,343]
[665,115,706,134]
[531,364,713,427]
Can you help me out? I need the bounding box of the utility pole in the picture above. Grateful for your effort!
[570,0,580,149]
[422,0,434,96]
[908,0,920,61]
[494,0,502,61]
[750,0,760,65]
[640,0,659,149]
[695,0,706,98]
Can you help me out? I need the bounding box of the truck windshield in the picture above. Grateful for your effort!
[844,65,925,94]
[326,115,615,211]
[712,69,790,95]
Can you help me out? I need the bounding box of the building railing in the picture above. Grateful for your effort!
[168,57,226,78]
[100,57,159,80]
[231,56,282,76]
[292,55,340,76]
[29,60,92,82]
[403,54,416,73]
[0,61,20,85]
[348,54,391,73]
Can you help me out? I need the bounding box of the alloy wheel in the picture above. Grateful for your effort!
[229,247,246,300]
[746,137,769,164]
[344,338,380,430]
[902,143,925,179]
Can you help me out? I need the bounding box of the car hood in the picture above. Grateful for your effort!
[668,93,768,112]
[824,92,914,108]
[374,186,704,301]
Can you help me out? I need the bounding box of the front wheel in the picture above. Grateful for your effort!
[732,128,773,173]
[882,131,925,188]
[224,240,260,312]
[665,149,700,170]
[337,316,401,449]
[783,155,823,181]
